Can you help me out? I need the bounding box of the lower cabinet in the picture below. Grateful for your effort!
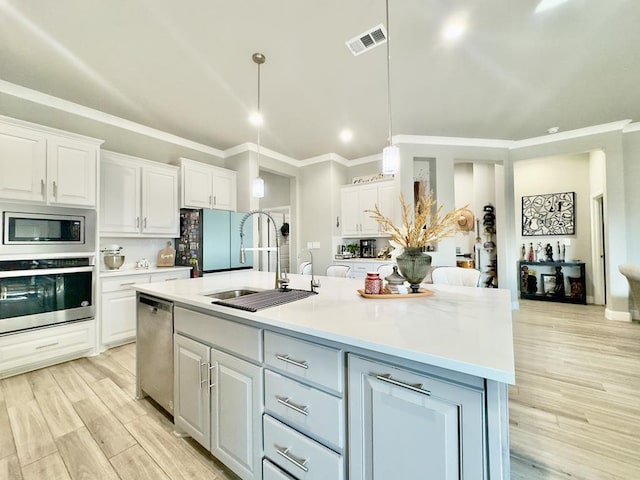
[100,269,190,348]
[210,348,263,480]
[0,319,96,379]
[348,354,486,480]
[173,332,262,480]
[174,334,210,448]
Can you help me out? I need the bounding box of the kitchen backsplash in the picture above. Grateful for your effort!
[100,237,174,269]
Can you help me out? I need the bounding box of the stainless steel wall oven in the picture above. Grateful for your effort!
[0,257,95,334]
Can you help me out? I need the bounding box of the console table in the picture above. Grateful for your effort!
[518,261,586,304]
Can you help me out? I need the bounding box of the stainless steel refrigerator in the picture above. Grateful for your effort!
[176,209,253,277]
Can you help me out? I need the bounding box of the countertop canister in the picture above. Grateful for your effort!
[364,272,382,295]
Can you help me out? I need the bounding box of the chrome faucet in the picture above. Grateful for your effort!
[308,250,320,293]
[239,210,288,289]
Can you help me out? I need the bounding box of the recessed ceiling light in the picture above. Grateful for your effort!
[442,14,467,42]
[535,0,570,14]
[547,126,560,134]
[248,111,263,126]
[340,129,353,143]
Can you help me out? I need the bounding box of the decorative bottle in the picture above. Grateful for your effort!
[521,244,526,261]
[528,243,534,262]
[364,272,383,295]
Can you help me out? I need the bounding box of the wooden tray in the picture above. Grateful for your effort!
[357,288,434,299]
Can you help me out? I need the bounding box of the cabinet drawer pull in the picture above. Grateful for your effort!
[213,195,217,205]
[36,342,59,350]
[163,278,178,282]
[275,354,309,370]
[120,282,136,287]
[209,195,212,205]
[40,179,45,196]
[52,180,57,198]
[371,373,431,396]
[199,362,207,389]
[143,217,147,229]
[276,396,309,416]
[136,217,140,228]
[208,364,216,389]
[275,445,309,473]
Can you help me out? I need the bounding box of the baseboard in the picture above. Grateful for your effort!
[605,308,632,322]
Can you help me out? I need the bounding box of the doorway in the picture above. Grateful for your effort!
[591,194,606,305]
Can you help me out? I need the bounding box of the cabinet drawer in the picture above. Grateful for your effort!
[101,274,150,293]
[264,331,343,394]
[149,269,190,283]
[174,306,261,362]
[263,459,296,480]
[265,370,344,451]
[264,415,344,480]
[0,320,95,378]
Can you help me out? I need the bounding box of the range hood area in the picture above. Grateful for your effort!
[175,209,254,277]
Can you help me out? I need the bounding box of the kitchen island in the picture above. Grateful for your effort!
[134,270,515,480]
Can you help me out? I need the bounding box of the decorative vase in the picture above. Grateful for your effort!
[396,247,432,293]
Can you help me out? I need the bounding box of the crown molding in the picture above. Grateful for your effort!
[394,134,513,149]
[623,121,640,133]
[511,120,633,149]
[0,79,225,157]
[2,79,637,167]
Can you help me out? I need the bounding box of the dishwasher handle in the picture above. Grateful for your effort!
[138,294,174,313]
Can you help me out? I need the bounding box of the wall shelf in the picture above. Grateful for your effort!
[518,261,586,304]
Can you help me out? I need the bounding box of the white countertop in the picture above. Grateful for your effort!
[134,270,515,384]
[100,265,191,278]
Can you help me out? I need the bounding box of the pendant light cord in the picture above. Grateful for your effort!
[386,0,393,147]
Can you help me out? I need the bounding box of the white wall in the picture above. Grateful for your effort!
[454,163,474,255]
[99,237,173,270]
[298,161,348,274]
[513,153,593,299]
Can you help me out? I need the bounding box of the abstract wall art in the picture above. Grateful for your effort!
[522,191,575,236]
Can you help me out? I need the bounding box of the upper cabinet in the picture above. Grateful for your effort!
[340,180,400,237]
[100,151,179,237]
[0,117,101,207]
[178,158,236,211]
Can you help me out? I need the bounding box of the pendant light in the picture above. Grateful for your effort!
[251,52,266,198]
[382,0,399,175]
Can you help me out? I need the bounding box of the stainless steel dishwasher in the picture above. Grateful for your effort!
[137,294,174,414]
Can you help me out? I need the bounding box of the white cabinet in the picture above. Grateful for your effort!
[263,331,345,479]
[348,355,486,480]
[174,333,211,449]
[0,320,96,379]
[100,269,189,348]
[173,306,263,480]
[0,117,100,206]
[340,181,398,237]
[179,157,237,211]
[100,151,179,237]
[211,348,263,480]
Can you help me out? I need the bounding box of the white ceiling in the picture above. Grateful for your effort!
[1,0,639,161]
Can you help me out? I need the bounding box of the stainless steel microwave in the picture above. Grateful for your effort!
[1,203,96,256]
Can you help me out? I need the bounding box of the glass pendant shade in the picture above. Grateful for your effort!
[382,144,400,175]
[252,176,265,198]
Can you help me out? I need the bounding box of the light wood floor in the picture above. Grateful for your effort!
[1,301,639,479]
[0,342,238,480]
[510,300,640,479]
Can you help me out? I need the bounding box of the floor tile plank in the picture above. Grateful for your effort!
[55,427,119,480]
[7,399,56,466]
[0,454,23,480]
[0,400,17,459]
[109,444,170,480]
[21,452,70,480]
[125,414,219,479]
[34,388,84,439]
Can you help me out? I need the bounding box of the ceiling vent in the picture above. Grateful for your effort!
[345,24,387,56]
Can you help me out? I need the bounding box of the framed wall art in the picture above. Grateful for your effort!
[522,191,575,236]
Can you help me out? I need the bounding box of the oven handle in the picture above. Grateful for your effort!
[0,266,94,279]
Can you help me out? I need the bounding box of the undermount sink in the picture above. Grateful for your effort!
[205,288,262,300]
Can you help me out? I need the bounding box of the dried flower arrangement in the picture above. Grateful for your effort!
[367,191,469,249]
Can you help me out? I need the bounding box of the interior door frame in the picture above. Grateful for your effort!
[591,194,606,305]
